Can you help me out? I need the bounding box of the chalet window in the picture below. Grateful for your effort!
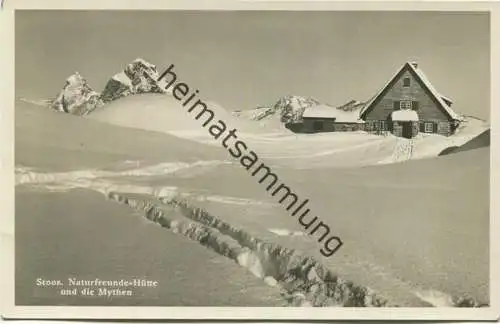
[400,100,412,110]
[393,101,400,110]
[424,122,434,133]
[412,101,419,110]
[403,77,411,87]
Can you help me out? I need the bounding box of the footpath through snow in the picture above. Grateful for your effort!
[15,162,485,308]
[378,138,415,164]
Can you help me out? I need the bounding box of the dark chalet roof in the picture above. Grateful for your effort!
[359,62,461,121]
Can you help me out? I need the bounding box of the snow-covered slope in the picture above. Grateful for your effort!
[89,94,213,135]
[440,128,490,156]
[50,72,103,116]
[15,101,489,307]
[19,97,53,107]
[88,93,290,141]
[84,93,488,169]
[16,100,225,170]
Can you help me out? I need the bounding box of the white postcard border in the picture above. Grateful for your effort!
[1,0,499,321]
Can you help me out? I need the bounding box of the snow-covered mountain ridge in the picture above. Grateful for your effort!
[233,96,320,124]
[49,58,169,116]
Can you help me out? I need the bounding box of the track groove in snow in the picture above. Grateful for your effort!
[15,164,485,308]
[106,192,390,307]
[268,228,306,237]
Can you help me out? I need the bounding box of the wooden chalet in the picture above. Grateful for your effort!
[359,62,462,138]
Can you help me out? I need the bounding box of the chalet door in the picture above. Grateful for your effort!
[402,122,412,139]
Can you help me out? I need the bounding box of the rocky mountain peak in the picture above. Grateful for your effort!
[274,95,321,124]
[50,72,103,116]
[100,58,167,102]
[48,58,173,116]
[336,99,366,112]
[233,95,321,125]
[125,58,158,77]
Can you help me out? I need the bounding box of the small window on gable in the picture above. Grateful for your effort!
[403,77,411,87]
[400,100,412,110]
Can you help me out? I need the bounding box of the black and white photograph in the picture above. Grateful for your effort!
[2,1,499,321]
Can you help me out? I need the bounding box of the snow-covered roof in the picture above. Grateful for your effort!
[303,104,364,123]
[302,105,337,118]
[408,64,459,119]
[391,109,419,121]
[360,62,461,120]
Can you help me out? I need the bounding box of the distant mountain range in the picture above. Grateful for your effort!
[37,58,497,136]
[22,57,370,130]
[232,96,367,125]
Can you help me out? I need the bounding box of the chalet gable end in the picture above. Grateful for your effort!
[360,62,459,123]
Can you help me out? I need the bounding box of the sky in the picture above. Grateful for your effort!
[16,10,490,119]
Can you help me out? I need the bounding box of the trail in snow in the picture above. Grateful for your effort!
[378,138,414,164]
[15,161,483,307]
[15,160,230,186]
[18,177,270,208]
[105,192,391,307]
[16,164,390,306]
[16,161,273,209]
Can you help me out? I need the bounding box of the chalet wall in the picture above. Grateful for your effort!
[302,118,336,133]
[364,68,450,123]
[365,119,454,137]
[333,123,364,132]
[300,118,364,133]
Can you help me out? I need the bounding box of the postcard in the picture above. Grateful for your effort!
[1,0,499,321]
